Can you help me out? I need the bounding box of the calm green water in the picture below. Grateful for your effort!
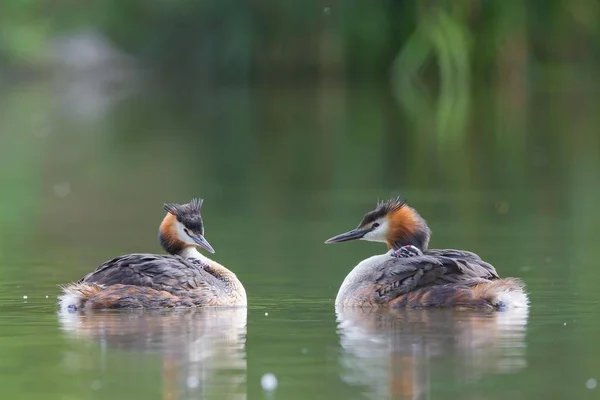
[1,79,600,400]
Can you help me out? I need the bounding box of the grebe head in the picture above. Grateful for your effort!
[159,198,215,255]
[325,197,431,250]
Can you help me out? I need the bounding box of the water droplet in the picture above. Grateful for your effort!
[45,295,49,299]
[301,348,308,354]
[186,376,199,389]
[324,7,331,15]
[586,378,597,389]
[261,373,278,391]
[53,181,71,197]
[264,312,269,316]
[23,295,28,299]
[563,322,567,326]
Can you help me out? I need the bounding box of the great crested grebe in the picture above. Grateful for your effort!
[325,197,528,309]
[60,199,247,311]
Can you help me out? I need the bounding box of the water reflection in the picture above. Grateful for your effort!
[59,308,247,400]
[337,307,528,399]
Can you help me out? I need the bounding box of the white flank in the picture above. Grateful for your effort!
[58,290,83,313]
[496,288,530,309]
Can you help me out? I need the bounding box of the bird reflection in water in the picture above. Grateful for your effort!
[58,308,247,400]
[336,307,528,399]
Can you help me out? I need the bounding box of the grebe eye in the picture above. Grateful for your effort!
[371,222,380,229]
[184,228,190,235]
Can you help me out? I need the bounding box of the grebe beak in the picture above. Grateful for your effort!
[192,234,215,253]
[325,228,371,244]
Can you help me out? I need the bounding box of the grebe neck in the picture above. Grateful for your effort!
[179,245,247,306]
[159,231,183,255]
[389,232,430,251]
[179,246,212,264]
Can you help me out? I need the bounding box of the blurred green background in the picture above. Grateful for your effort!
[1,1,600,399]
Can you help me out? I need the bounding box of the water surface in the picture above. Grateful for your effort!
[1,80,599,399]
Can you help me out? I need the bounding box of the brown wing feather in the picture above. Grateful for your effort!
[79,253,228,295]
[425,248,500,281]
[374,250,499,303]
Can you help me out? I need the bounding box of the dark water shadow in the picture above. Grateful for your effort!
[336,307,529,399]
[58,308,247,399]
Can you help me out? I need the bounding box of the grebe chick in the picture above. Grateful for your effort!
[60,198,247,311]
[325,197,528,310]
